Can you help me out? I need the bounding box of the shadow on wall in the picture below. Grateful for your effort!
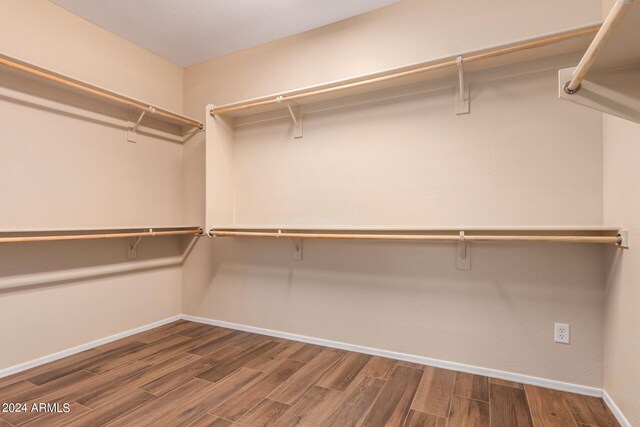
[197,236,611,287]
[602,247,623,292]
[181,237,611,386]
[0,236,197,293]
[0,68,183,143]
[185,236,612,329]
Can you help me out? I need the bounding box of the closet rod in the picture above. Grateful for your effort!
[0,54,204,130]
[211,230,622,245]
[0,228,202,244]
[210,26,599,117]
[564,0,634,94]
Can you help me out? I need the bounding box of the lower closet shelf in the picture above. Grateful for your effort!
[0,226,203,244]
[209,226,627,247]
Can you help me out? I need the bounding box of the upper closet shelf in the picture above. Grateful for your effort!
[559,0,640,123]
[0,53,204,132]
[210,225,622,232]
[209,24,600,120]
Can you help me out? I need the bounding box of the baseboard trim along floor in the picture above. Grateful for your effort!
[0,314,630,427]
[182,315,601,397]
[182,315,630,427]
[603,390,632,427]
[0,314,181,379]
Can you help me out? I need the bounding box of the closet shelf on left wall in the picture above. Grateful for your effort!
[0,53,204,131]
[0,226,203,243]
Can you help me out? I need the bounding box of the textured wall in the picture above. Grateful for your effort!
[603,114,640,425]
[0,0,185,371]
[183,0,608,387]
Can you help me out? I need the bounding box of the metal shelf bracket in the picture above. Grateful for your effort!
[619,229,630,249]
[456,231,471,270]
[128,107,156,142]
[128,228,153,259]
[277,96,303,138]
[455,56,470,115]
[275,229,302,260]
[290,238,303,261]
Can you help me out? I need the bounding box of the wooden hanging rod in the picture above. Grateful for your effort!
[210,25,600,117]
[0,54,204,130]
[564,0,634,94]
[0,228,203,244]
[211,230,622,245]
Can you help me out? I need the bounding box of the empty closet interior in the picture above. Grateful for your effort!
[1,0,639,425]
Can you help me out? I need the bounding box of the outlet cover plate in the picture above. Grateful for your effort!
[554,322,570,344]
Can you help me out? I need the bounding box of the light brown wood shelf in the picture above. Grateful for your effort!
[210,226,625,246]
[209,24,600,119]
[0,226,203,244]
[559,0,640,123]
[0,52,203,131]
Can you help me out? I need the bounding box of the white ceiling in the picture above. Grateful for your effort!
[50,0,403,67]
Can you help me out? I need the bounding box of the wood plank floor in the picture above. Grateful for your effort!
[0,320,619,426]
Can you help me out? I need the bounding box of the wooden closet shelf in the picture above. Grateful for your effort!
[0,226,203,243]
[209,24,600,119]
[559,0,640,123]
[0,53,204,131]
[210,226,627,247]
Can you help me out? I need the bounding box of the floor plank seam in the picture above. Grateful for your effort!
[1,321,619,427]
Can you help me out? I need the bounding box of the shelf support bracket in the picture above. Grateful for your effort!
[128,236,143,259]
[289,238,303,261]
[276,229,302,260]
[456,231,471,270]
[455,56,470,115]
[132,111,146,134]
[619,229,630,249]
[277,96,303,139]
[128,109,149,142]
[128,228,153,259]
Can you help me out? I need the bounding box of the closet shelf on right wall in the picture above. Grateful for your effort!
[559,0,640,124]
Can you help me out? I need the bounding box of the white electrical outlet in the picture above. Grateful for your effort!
[554,323,570,344]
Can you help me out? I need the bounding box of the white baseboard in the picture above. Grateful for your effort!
[181,314,603,398]
[0,314,181,380]
[2,311,630,424]
[603,390,632,427]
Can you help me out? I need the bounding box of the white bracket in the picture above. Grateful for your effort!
[558,66,640,125]
[289,238,303,261]
[455,56,470,115]
[128,228,152,259]
[128,236,143,259]
[618,229,630,249]
[277,96,303,138]
[276,229,302,260]
[128,107,155,142]
[456,231,471,270]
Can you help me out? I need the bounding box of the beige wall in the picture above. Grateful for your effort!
[183,0,609,387]
[3,1,634,413]
[225,65,602,226]
[184,0,601,110]
[0,0,183,112]
[0,0,185,370]
[0,240,182,369]
[600,0,639,423]
[603,115,640,425]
